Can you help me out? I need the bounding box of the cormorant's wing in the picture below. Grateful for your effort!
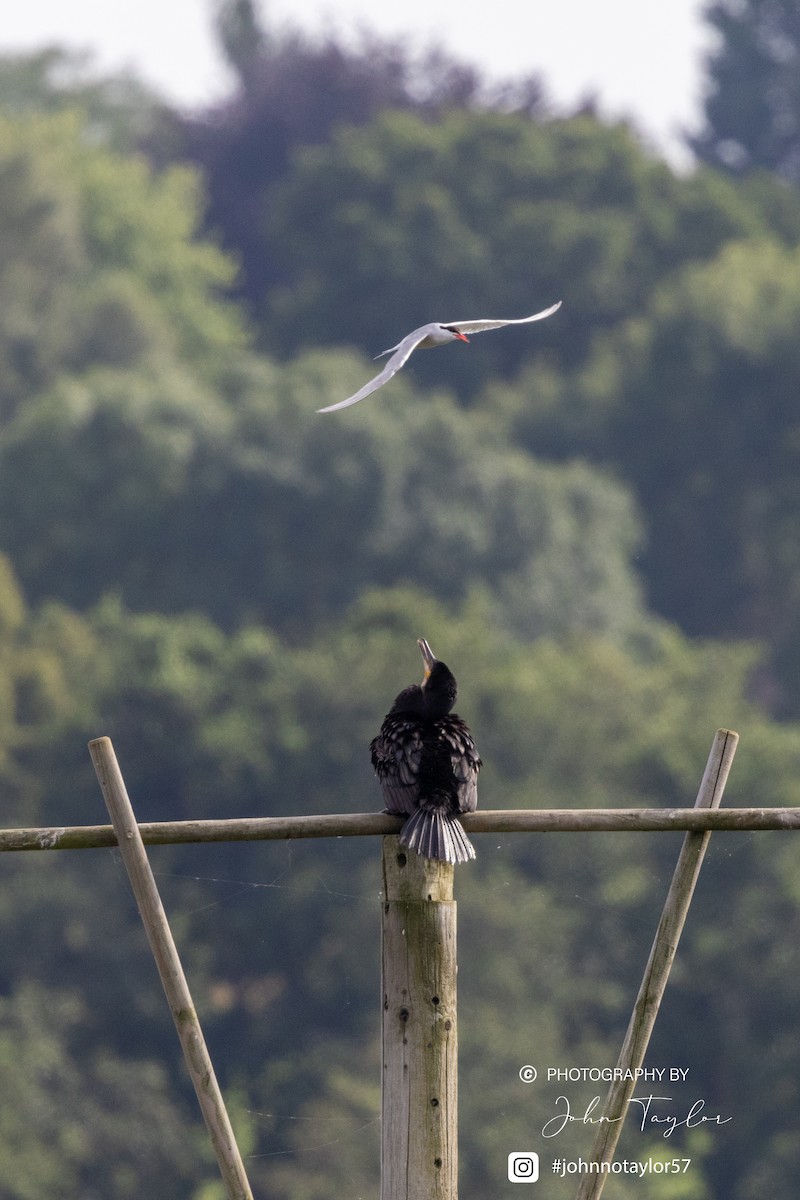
[370,715,424,815]
[316,324,436,413]
[442,718,482,814]
[447,301,561,336]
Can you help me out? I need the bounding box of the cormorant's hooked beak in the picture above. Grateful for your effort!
[417,637,436,682]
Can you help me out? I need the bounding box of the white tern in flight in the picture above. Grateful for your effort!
[317,301,562,413]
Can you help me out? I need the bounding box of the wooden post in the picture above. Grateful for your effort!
[381,836,458,1200]
[88,737,254,1200]
[575,728,739,1200]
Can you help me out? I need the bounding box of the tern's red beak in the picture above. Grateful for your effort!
[455,332,469,344]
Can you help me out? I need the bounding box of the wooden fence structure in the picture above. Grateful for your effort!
[2,727,798,1198]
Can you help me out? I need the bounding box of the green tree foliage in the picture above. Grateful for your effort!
[0,114,86,416]
[0,354,645,643]
[0,47,170,151]
[514,237,800,710]
[0,109,242,421]
[178,5,546,312]
[263,109,800,391]
[1,37,800,1200]
[0,985,205,1199]
[692,0,800,181]
[2,572,800,1197]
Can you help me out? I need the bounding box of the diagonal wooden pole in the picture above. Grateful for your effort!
[89,737,254,1200]
[574,728,739,1200]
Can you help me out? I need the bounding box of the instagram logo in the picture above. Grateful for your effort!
[508,1152,539,1183]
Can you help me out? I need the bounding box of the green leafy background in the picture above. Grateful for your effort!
[0,5,799,1195]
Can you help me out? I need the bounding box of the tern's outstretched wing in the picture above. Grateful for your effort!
[316,325,433,413]
[448,301,562,335]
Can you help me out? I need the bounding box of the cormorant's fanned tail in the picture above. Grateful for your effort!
[399,806,476,865]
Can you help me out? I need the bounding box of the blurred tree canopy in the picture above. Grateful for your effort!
[1,561,800,1197]
[261,108,800,382]
[692,0,800,181]
[0,355,645,641]
[178,0,547,313]
[0,8,798,1196]
[507,236,800,710]
[0,109,243,421]
[0,46,171,150]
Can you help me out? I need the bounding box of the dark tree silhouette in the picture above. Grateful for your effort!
[691,0,800,182]
[177,1,546,311]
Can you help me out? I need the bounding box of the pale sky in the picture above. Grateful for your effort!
[2,0,713,163]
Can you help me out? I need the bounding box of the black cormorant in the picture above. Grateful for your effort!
[370,638,481,864]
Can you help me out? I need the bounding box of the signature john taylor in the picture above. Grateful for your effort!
[542,1093,733,1139]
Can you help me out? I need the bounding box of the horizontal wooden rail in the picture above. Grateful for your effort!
[1,806,799,852]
